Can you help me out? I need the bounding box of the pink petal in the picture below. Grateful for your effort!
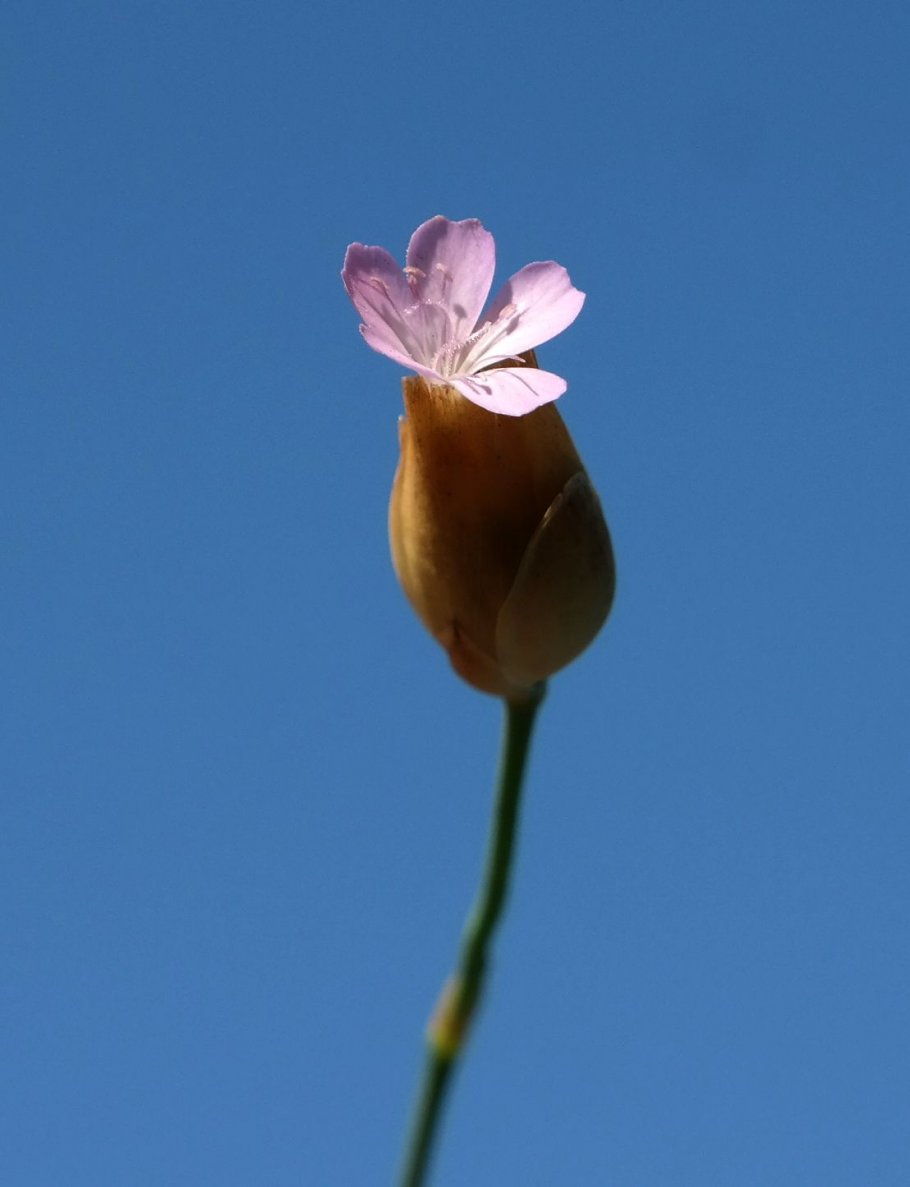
[450,366,568,417]
[356,320,449,384]
[342,243,421,365]
[406,217,496,343]
[358,300,455,375]
[481,262,585,360]
[358,323,424,373]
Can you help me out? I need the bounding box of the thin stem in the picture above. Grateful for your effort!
[397,683,547,1187]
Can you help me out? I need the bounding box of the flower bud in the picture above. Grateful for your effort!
[389,376,615,700]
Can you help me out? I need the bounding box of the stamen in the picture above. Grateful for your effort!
[431,337,461,373]
[403,266,426,296]
[461,324,492,351]
[367,275,391,297]
[447,300,526,377]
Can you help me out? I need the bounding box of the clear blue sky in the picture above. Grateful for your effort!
[3,2,909,1184]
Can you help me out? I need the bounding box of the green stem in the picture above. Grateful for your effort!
[397,683,547,1187]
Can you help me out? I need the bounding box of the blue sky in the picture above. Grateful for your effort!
[3,2,909,1184]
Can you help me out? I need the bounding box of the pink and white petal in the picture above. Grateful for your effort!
[343,244,423,363]
[481,262,585,359]
[358,323,422,371]
[360,298,452,371]
[357,320,448,383]
[406,217,496,342]
[342,243,412,317]
[450,366,568,417]
[399,300,452,368]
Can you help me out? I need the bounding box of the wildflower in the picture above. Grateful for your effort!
[342,216,585,416]
[342,216,613,697]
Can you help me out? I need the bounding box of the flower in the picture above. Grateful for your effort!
[342,216,585,416]
[389,376,615,700]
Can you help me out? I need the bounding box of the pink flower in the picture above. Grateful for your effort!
[342,216,585,416]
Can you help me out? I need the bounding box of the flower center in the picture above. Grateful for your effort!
[398,264,521,379]
[446,303,519,376]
